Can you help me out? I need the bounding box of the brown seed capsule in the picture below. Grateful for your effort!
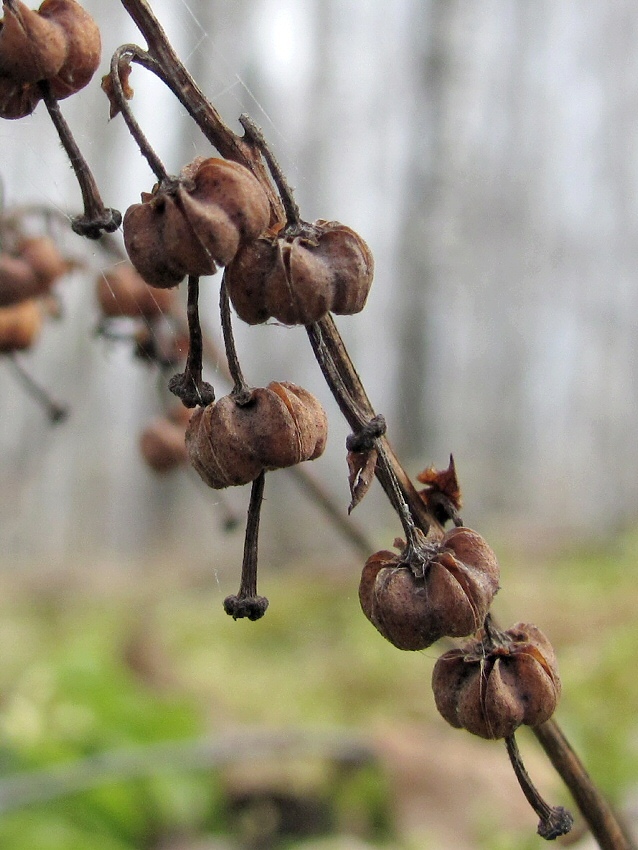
[186,381,328,489]
[39,0,101,99]
[0,0,67,83]
[226,219,374,325]
[139,411,190,473]
[0,252,38,306]
[17,235,70,289]
[97,264,177,319]
[358,526,500,650]
[0,298,42,351]
[123,157,271,289]
[432,622,561,739]
[0,74,41,119]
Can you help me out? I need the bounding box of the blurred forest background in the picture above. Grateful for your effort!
[3,0,638,567]
[1,3,638,850]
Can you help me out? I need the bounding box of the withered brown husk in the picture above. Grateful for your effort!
[226,219,374,325]
[39,0,101,99]
[432,622,561,739]
[123,157,270,289]
[186,381,328,489]
[0,0,67,83]
[359,526,500,650]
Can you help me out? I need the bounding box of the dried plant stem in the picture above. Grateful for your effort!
[38,82,121,239]
[118,0,283,226]
[239,114,301,228]
[533,721,636,850]
[109,46,170,182]
[168,275,214,407]
[224,471,269,621]
[5,355,68,423]
[219,276,250,402]
[118,3,636,847]
[505,732,573,840]
[306,320,438,541]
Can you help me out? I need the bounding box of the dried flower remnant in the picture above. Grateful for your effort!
[432,620,561,740]
[226,219,374,325]
[186,381,328,489]
[359,526,500,650]
[417,454,463,526]
[123,157,270,289]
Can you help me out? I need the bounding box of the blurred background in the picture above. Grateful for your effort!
[0,1,637,848]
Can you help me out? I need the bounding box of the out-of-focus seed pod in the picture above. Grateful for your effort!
[97,264,177,319]
[0,0,67,83]
[432,622,561,739]
[17,235,70,288]
[0,253,38,306]
[226,219,374,325]
[123,157,270,289]
[0,237,70,306]
[359,527,500,650]
[0,298,42,351]
[186,381,328,489]
[39,0,101,98]
[139,410,190,473]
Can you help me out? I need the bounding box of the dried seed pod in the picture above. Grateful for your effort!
[17,235,70,289]
[123,157,271,289]
[226,219,374,325]
[0,298,42,351]
[432,622,561,739]
[39,0,101,98]
[358,526,500,650]
[97,264,177,318]
[0,0,67,83]
[0,252,38,306]
[140,411,190,473]
[0,74,41,118]
[186,381,328,488]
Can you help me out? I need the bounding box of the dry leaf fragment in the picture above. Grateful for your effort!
[101,64,133,119]
[417,454,462,523]
[347,446,377,513]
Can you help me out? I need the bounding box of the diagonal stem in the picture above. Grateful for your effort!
[38,82,121,239]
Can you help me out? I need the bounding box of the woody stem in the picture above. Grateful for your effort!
[219,275,251,402]
[39,82,121,239]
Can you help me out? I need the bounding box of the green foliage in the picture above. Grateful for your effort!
[0,528,635,848]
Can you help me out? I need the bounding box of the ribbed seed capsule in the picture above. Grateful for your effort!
[39,0,101,99]
[359,527,500,650]
[186,381,328,489]
[226,219,374,325]
[123,157,271,289]
[432,622,561,739]
[0,0,67,83]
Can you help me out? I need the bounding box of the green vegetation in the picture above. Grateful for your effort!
[0,531,635,849]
